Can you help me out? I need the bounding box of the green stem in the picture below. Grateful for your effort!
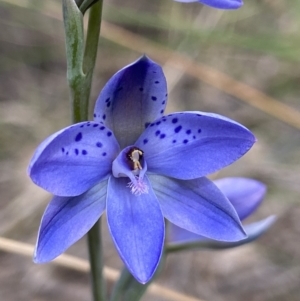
[63,1,104,300]
[110,254,166,301]
[110,267,133,301]
[64,0,103,123]
[110,267,147,301]
[87,219,106,301]
[80,0,100,14]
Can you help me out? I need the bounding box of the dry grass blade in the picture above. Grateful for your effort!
[0,236,206,301]
[1,0,300,130]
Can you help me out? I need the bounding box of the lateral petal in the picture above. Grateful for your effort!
[136,112,255,180]
[28,122,119,196]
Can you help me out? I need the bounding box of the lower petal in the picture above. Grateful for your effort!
[34,181,107,263]
[167,216,276,252]
[150,175,246,242]
[107,176,164,284]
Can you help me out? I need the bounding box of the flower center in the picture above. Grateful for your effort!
[126,147,144,172]
[112,146,148,196]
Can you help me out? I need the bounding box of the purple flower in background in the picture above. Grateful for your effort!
[175,0,243,10]
[28,56,255,283]
[167,177,276,251]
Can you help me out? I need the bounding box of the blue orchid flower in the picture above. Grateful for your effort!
[175,0,243,10]
[167,177,276,251]
[28,56,255,283]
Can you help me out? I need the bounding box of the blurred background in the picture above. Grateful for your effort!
[0,0,300,300]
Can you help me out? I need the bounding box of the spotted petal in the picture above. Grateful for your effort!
[174,0,243,9]
[150,175,246,241]
[34,181,107,263]
[28,122,119,196]
[214,177,267,220]
[94,56,168,148]
[136,112,255,180]
[107,176,164,283]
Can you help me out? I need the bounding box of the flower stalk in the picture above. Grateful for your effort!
[62,1,104,300]
[63,0,102,123]
[88,219,106,301]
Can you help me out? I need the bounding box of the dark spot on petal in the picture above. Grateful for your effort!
[143,138,148,144]
[82,150,87,155]
[172,118,178,124]
[155,81,160,84]
[160,110,164,114]
[172,140,176,143]
[155,130,161,136]
[75,149,79,155]
[102,114,106,120]
[93,113,96,118]
[186,129,191,135]
[145,122,150,128]
[107,131,112,137]
[153,71,157,73]
[151,96,157,101]
[75,132,82,142]
[196,114,202,117]
[80,124,84,128]
[156,121,161,125]
[102,152,107,156]
[100,126,105,130]
[96,142,102,148]
[162,101,165,105]
[150,123,155,127]
[183,139,188,144]
[105,97,110,103]
[174,126,182,133]
[160,134,166,139]
[198,129,202,133]
[93,124,98,127]
[165,93,168,97]
[61,147,65,153]
[193,135,196,139]
[107,101,111,108]
[139,87,144,92]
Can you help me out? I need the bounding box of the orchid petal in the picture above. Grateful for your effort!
[150,175,246,241]
[136,112,255,180]
[166,216,276,252]
[174,0,242,10]
[214,177,267,220]
[94,56,168,148]
[34,181,107,263]
[107,176,164,283]
[28,122,119,196]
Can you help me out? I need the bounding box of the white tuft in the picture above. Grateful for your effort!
[127,177,149,196]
